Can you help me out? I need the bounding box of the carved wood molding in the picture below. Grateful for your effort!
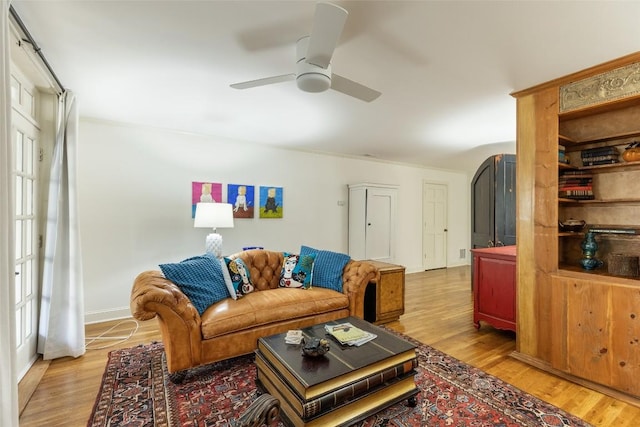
[560,62,640,112]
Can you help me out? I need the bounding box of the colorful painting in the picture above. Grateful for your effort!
[228,184,255,219]
[259,186,283,218]
[192,181,222,217]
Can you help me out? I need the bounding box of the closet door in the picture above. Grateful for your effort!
[347,186,367,260]
[471,154,516,249]
[471,157,495,249]
[348,184,397,262]
[495,155,516,246]
[365,187,395,261]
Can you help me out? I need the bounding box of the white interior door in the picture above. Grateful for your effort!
[423,182,447,270]
[11,72,40,380]
[365,187,395,262]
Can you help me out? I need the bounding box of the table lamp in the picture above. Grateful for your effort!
[194,202,234,258]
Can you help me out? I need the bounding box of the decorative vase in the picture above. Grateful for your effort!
[580,232,603,270]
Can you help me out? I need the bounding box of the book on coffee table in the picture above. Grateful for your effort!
[324,322,376,346]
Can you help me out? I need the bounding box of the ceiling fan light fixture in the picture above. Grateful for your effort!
[230,4,380,101]
[297,72,331,93]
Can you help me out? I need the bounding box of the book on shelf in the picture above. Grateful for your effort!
[559,177,592,183]
[559,195,595,200]
[583,158,620,166]
[559,185,593,191]
[581,153,619,160]
[558,190,594,199]
[560,171,593,178]
[581,146,619,157]
[588,227,638,235]
[559,181,592,187]
[256,353,417,419]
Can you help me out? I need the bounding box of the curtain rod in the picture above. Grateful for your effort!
[9,5,65,93]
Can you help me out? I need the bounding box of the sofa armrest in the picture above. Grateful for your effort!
[130,270,203,372]
[341,260,380,319]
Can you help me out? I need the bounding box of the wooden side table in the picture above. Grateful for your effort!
[364,260,405,324]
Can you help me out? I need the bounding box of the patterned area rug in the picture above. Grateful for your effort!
[88,332,592,427]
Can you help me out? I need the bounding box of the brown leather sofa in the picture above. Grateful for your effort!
[130,249,379,378]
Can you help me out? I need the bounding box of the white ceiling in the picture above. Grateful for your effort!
[10,0,640,172]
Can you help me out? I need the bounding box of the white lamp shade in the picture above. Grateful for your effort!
[194,203,234,229]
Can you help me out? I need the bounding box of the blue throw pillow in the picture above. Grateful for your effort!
[300,245,351,292]
[159,254,230,315]
[280,252,316,289]
[224,257,255,297]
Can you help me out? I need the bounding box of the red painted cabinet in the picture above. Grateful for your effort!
[471,246,516,332]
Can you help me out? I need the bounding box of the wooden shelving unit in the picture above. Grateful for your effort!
[513,52,640,404]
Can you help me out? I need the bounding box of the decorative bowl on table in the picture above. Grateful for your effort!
[559,219,586,232]
[301,337,330,357]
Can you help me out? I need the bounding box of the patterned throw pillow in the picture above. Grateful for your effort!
[300,245,351,292]
[219,258,237,299]
[279,252,316,289]
[224,257,255,297]
[159,254,230,315]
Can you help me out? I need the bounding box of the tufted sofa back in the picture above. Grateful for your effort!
[227,249,284,291]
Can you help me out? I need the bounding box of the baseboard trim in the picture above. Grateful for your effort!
[85,307,131,324]
[407,263,470,274]
[19,357,50,415]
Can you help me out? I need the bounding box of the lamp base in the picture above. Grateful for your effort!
[205,233,224,258]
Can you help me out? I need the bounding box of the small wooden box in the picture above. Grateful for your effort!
[607,253,640,277]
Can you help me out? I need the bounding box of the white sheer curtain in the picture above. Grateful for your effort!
[38,90,85,360]
[0,0,19,425]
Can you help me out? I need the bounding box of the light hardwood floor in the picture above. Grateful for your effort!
[19,266,640,426]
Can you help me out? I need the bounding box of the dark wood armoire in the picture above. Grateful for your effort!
[471,154,516,249]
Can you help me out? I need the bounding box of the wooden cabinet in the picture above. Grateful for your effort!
[551,273,640,396]
[363,260,405,324]
[471,246,516,332]
[513,52,640,402]
[471,154,516,249]
[348,184,398,263]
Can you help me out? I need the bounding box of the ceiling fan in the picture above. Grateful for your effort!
[230,2,381,102]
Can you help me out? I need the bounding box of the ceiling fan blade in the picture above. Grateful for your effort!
[330,73,381,102]
[305,2,348,68]
[230,73,296,89]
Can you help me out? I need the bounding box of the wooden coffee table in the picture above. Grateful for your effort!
[255,316,418,427]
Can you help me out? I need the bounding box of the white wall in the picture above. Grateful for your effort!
[78,119,470,322]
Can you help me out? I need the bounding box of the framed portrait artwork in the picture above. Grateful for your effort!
[228,184,255,218]
[191,181,222,217]
[259,186,283,218]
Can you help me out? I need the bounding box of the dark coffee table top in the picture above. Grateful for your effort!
[257,316,416,390]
